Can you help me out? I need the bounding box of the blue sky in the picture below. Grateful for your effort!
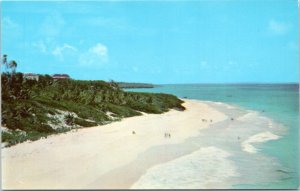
[2,0,299,84]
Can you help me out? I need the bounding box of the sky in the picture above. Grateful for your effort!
[1,0,299,84]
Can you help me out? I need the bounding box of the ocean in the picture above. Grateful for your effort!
[126,84,299,189]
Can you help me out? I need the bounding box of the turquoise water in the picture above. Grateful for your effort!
[127,84,299,189]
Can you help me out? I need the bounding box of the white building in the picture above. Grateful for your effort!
[23,73,39,81]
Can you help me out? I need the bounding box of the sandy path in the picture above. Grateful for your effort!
[2,99,227,189]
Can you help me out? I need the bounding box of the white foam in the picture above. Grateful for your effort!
[241,131,280,154]
[268,120,274,128]
[131,146,239,189]
[237,111,259,121]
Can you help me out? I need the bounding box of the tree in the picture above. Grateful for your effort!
[6,60,17,86]
[2,54,8,72]
[8,60,17,75]
[2,55,18,85]
[1,55,18,75]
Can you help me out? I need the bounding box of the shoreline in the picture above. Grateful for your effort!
[1,99,286,189]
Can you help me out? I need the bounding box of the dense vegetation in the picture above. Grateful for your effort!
[1,73,185,146]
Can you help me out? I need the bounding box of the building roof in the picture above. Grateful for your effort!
[24,73,38,76]
[52,74,70,78]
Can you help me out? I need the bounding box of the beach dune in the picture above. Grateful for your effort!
[2,99,228,189]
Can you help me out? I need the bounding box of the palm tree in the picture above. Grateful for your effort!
[2,54,8,72]
[8,60,17,75]
[1,55,18,75]
[6,60,18,86]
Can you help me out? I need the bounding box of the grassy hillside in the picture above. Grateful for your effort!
[1,73,185,146]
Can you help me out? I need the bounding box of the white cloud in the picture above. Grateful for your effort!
[79,43,108,67]
[268,20,290,35]
[32,40,77,61]
[52,44,77,61]
[90,43,108,59]
[31,12,66,56]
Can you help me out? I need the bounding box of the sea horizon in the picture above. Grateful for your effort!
[152,82,299,86]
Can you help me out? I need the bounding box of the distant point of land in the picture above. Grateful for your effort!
[117,82,154,89]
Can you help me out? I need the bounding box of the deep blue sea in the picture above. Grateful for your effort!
[127,84,299,189]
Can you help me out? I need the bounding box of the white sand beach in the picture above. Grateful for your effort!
[2,99,228,189]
